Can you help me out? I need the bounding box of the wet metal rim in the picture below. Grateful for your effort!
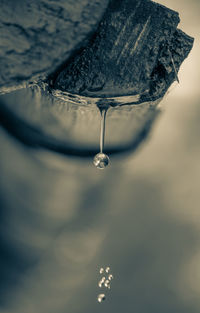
[0,99,159,159]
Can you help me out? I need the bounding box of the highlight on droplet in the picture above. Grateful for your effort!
[93,153,110,169]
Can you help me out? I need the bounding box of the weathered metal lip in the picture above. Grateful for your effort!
[52,88,141,107]
[0,92,160,159]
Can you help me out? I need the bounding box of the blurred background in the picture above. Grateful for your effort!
[0,0,200,312]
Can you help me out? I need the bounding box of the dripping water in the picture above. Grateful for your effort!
[93,108,110,169]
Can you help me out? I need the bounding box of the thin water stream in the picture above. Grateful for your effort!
[93,109,110,169]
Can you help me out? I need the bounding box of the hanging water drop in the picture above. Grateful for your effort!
[105,266,110,273]
[93,153,109,169]
[93,109,110,169]
[99,267,104,274]
[97,293,106,303]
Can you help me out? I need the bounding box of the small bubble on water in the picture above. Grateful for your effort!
[105,266,110,273]
[97,294,105,303]
[98,277,106,287]
[108,274,113,280]
[104,280,110,288]
[93,153,110,169]
[99,267,104,274]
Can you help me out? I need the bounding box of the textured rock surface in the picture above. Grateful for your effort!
[0,0,109,88]
[53,0,194,100]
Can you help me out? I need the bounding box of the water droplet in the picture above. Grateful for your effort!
[101,277,106,282]
[93,153,110,169]
[104,280,110,288]
[97,293,105,303]
[108,274,113,280]
[99,268,104,274]
[105,267,110,273]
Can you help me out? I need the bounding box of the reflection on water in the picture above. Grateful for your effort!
[93,153,110,169]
